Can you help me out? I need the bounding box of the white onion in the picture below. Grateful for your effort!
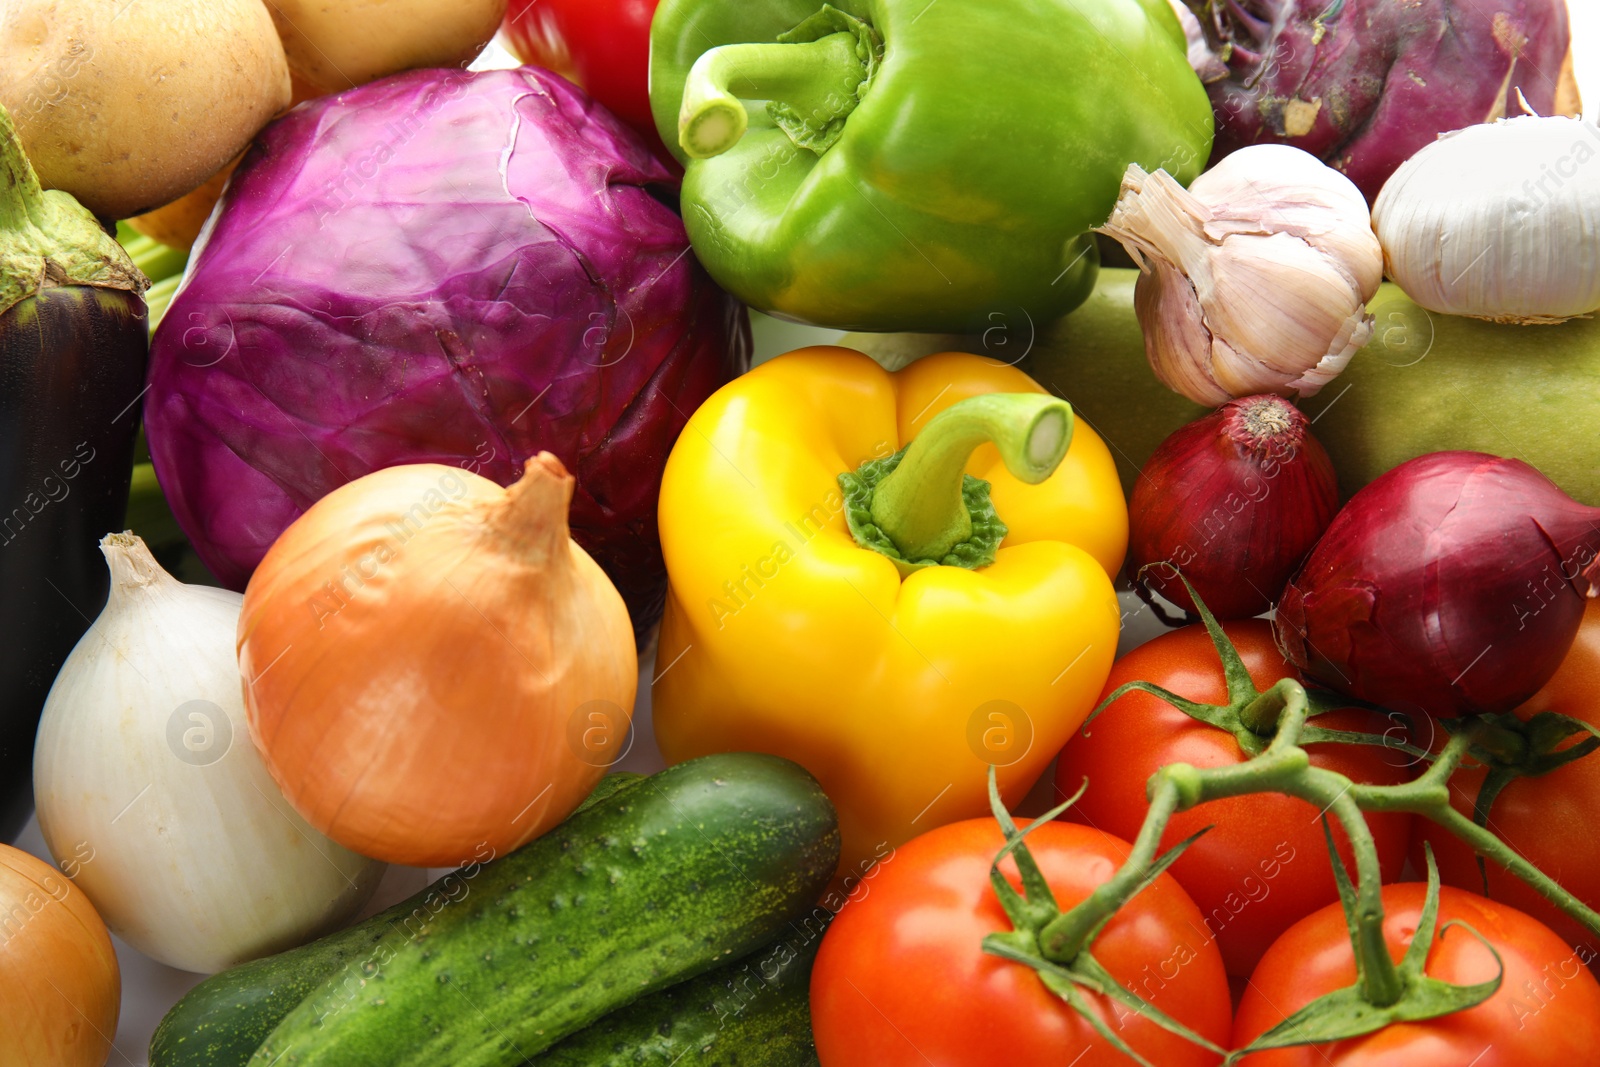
[32,533,383,974]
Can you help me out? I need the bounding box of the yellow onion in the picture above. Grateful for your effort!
[239,454,637,867]
[0,844,118,1067]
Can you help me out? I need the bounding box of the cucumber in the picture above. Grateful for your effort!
[845,269,1600,505]
[150,773,645,1067]
[248,753,840,1067]
[531,913,830,1066]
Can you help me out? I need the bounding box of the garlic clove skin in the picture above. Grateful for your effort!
[1202,232,1375,398]
[1134,255,1225,405]
[32,533,382,974]
[1192,144,1385,300]
[1099,144,1383,407]
[1373,115,1600,324]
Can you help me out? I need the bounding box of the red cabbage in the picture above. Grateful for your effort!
[145,67,749,631]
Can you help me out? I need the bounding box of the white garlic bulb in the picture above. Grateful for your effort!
[1373,116,1600,324]
[33,533,383,974]
[1099,144,1384,407]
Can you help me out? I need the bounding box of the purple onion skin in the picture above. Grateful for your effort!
[1194,0,1573,203]
[1276,452,1600,719]
[1130,395,1338,620]
[145,67,749,633]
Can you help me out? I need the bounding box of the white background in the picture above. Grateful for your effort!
[12,18,1600,1066]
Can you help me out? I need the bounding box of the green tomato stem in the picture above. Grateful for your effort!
[1019,598,1600,1047]
[1237,683,1289,737]
[678,33,866,159]
[1351,723,1600,942]
[1043,680,1407,1005]
[1039,773,1183,964]
[869,393,1073,564]
[1424,803,1600,939]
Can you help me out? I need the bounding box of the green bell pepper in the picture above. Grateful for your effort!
[649,0,1214,333]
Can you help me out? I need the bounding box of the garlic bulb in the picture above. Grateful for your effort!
[32,533,382,974]
[1373,116,1600,324]
[1099,144,1384,407]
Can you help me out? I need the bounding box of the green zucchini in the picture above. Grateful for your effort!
[248,753,840,1067]
[845,269,1600,505]
[531,913,830,1066]
[150,773,645,1067]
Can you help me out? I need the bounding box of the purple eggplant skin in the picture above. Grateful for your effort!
[144,67,750,636]
[1189,0,1576,202]
[0,287,147,841]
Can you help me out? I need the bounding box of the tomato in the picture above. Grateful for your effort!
[1056,620,1415,977]
[1234,883,1600,1064]
[500,0,666,156]
[810,817,1232,1066]
[1414,598,1600,957]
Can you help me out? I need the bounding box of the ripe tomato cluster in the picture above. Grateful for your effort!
[809,605,1600,1065]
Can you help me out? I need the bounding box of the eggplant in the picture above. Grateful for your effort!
[0,107,148,841]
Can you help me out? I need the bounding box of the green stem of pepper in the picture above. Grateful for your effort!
[869,393,1072,564]
[678,32,867,159]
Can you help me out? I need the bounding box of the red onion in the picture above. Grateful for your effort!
[1276,452,1600,718]
[1129,395,1339,619]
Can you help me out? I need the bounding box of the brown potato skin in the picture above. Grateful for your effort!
[126,155,240,250]
[0,0,290,220]
[264,0,508,95]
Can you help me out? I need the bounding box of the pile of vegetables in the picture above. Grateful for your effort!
[4,0,1600,1065]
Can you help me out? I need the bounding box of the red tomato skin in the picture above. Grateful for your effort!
[500,0,666,153]
[1414,600,1600,957]
[1056,621,1416,977]
[810,818,1232,1067]
[1234,883,1600,1065]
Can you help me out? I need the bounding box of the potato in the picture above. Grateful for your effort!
[0,0,290,220]
[126,156,241,251]
[264,0,508,95]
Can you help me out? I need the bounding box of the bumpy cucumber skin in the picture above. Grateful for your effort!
[150,774,644,1067]
[249,754,841,1067]
[531,913,830,1066]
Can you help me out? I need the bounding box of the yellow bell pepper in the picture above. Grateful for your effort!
[653,347,1126,875]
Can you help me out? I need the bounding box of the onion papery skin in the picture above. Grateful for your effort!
[33,535,383,974]
[239,458,638,867]
[1276,451,1600,719]
[0,844,119,1067]
[1130,395,1339,618]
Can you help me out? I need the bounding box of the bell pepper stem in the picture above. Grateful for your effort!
[869,394,1073,564]
[678,33,867,159]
